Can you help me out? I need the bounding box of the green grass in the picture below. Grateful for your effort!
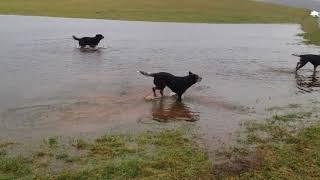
[1,0,320,44]
[0,0,308,23]
[215,109,320,179]
[0,155,31,179]
[301,16,320,45]
[0,128,212,179]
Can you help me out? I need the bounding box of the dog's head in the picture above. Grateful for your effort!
[95,34,104,40]
[188,71,202,83]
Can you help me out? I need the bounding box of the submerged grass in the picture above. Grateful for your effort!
[266,103,302,112]
[0,128,212,179]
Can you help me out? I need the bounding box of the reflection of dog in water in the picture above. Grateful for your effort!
[72,34,104,48]
[295,71,320,93]
[293,54,320,72]
[151,99,199,122]
[138,71,202,101]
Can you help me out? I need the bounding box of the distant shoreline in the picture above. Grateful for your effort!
[0,0,319,45]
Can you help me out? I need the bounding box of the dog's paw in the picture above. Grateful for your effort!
[144,95,156,101]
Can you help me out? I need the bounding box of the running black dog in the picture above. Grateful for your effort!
[138,71,202,101]
[293,54,320,72]
[72,34,104,48]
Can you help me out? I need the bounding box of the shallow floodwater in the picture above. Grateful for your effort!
[0,15,319,142]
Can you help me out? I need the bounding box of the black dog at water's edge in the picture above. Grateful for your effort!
[72,34,104,48]
[293,54,320,72]
[138,71,202,101]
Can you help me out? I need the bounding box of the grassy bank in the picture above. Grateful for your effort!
[0,0,307,23]
[3,104,320,179]
[215,104,320,179]
[0,128,212,179]
[0,0,319,44]
[301,16,320,45]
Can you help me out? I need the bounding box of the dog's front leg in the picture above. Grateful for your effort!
[152,87,157,97]
[160,89,164,97]
[296,62,300,71]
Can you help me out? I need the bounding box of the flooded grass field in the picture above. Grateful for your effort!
[0,15,319,143]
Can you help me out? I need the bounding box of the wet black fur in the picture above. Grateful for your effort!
[72,34,104,48]
[138,71,202,101]
[293,54,320,72]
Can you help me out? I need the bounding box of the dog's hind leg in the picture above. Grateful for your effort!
[314,65,319,72]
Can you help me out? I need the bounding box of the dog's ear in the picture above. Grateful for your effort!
[189,71,193,75]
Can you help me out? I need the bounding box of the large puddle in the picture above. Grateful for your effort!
[0,15,319,142]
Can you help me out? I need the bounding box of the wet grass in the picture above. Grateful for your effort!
[0,128,212,179]
[215,108,320,179]
[0,155,31,179]
[272,111,312,122]
[72,138,90,150]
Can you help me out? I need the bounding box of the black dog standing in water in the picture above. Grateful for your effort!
[138,71,202,101]
[72,34,104,48]
[293,54,320,72]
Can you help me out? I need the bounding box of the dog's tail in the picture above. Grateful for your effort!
[292,53,301,57]
[72,35,80,41]
[137,71,155,77]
